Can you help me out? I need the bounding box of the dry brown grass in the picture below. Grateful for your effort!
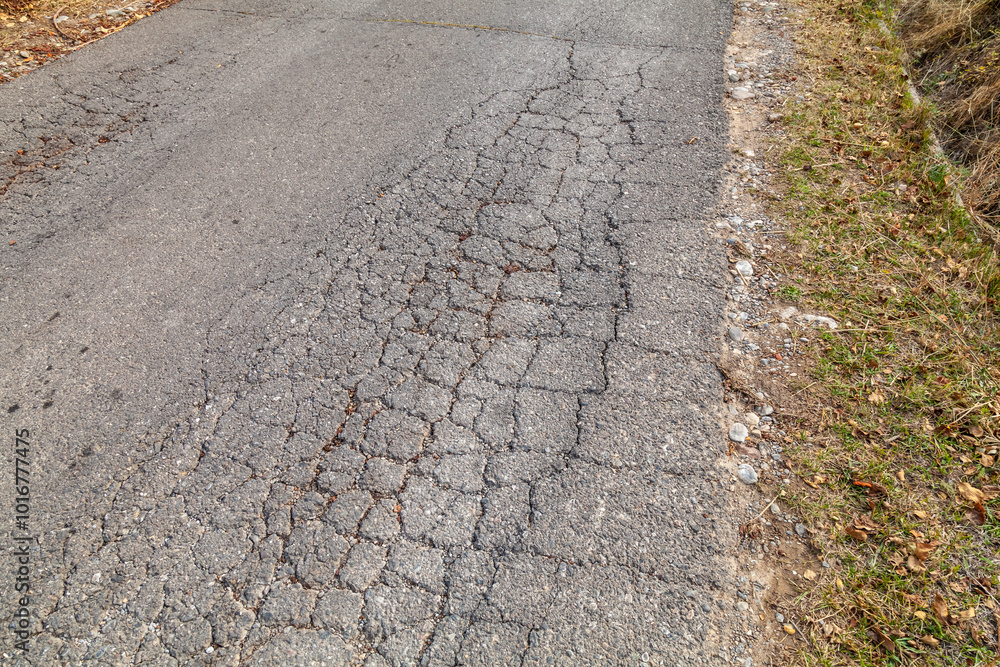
[901,0,1000,223]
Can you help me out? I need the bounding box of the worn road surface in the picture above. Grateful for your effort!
[1,0,737,664]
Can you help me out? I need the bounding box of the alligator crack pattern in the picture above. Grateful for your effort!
[19,44,736,666]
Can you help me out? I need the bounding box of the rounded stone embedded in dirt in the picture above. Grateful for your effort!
[737,464,758,484]
[729,423,749,443]
[735,260,753,277]
[728,326,744,342]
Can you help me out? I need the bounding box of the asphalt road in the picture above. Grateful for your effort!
[1,0,737,664]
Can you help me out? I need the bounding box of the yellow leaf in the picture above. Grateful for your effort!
[783,625,795,635]
[914,610,927,620]
[957,608,976,620]
[868,389,886,404]
[803,569,818,581]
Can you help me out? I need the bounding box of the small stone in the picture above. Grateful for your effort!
[783,625,795,635]
[19,51,30,59]
[736,601,749,612]
[729,423,749,443]
[797,313,839,329]
[744,412,760,427]
[775,613,785,623]
[743,149,755,158]
[731,87,755,100]
[728,327,744,342]
[106,9,126,16]
[778,306,797,320]
[728,70,740,82]
[768,501,780,515]
[767,113,784,122]
[794,523,807,537]
[735,260,753,277]
[756,404,774,416]
[737,464,758,485]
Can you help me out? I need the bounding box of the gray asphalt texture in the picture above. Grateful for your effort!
[0,0,738,664]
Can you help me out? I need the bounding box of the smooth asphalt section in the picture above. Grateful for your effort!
[0,0,737,664]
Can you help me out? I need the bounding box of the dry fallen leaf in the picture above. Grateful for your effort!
[919,635,939,647]
[982,454,996,468]
[907,555,926,573]
[970,424,984,437]
[957,608,977,621]
[803,569,818,581]
[913,542,937,561]
[914,610,927,620]
[836,578,845,592]
[846,526,868,542]
[970,501,987,526]
[871,626,896,653]
[896,469,905,482]
[958,481,996,504]
[868,389,886,404]
[783,624,795,635]
[804,474,829,489]
[912,509,928,519]
[933,593,949,624]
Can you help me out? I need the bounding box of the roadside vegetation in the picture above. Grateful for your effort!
[901,0,1000,225]
[767,0,1000,663]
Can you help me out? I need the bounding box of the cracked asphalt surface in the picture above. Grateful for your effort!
[1,0,739,664]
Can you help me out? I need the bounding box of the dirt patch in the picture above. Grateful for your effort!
[1,0,181,84]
